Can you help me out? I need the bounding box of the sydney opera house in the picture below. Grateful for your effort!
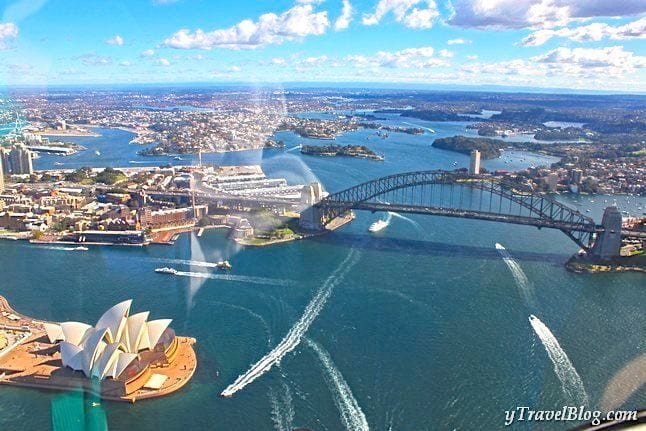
[0,297,196,402]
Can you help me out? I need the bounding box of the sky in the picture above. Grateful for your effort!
[0,0,644,91]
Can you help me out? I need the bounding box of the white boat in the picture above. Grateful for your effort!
[155,267,178,275]
[73,246,89,251]
[369,219,389,233]
[216,260,232,270]
[95,150,101,156]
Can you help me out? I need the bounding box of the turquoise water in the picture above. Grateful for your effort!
[1,115,644,430]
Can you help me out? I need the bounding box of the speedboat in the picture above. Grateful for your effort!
[216,260,232,270]
[73,246,89,251]
[155,267,178,275]
[369,219,389,233]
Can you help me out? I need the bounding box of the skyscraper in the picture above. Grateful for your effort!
[0,153,4,193]
[469,149,481,175]
[9,145,33,175]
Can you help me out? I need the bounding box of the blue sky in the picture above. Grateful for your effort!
[0,0,644,91]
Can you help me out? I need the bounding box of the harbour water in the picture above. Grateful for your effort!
[1,115,645,430]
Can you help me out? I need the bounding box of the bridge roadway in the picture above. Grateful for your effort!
[330,200,600,232]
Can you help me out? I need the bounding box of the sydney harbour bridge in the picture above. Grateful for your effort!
[300,170,646,259]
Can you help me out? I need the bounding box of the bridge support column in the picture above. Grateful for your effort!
[299,206,323,231]
[590,206,622,259]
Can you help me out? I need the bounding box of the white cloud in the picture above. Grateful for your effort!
[438,49,454,57]
[119,60,132,67]
[345,46,448,68]
[449,0,646,30]
[76,52,112,66]
[532,46,646,74]
[230,65,241,72]
[461,46,645,81]
[157,58,171,66]
[301,55,329,65]
[271,57,286,65]
[466,55,478,60]
[362,0,439,29]
[140,49,155,57]
[447,37,470,45]
[0,22,18,49]
[521,17,646,46]
[105,35,124,46]
[334,0,353,31]
[163,4,329,50]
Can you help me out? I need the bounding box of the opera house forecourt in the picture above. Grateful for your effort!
[0,297,196,402]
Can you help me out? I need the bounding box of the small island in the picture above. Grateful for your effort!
[432,136,506,159]
[301,144,384,161]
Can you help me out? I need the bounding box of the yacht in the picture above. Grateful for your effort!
[369,219,389,233]
[155,267,178,275]
[216,260,232,270]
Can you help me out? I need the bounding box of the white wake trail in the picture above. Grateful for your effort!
[268,383,295,431]
[174,271,293,287]
[389,212,423,233]
[220,250,359,397]
[34,246,77,251]
[286,145,302,153]
[495,243,538,309]
[306,338,369,431]
[529,314,589,406]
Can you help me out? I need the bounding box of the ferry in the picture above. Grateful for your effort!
[216,260,232,270]
[368,219,389,233]
[155,267,178,275]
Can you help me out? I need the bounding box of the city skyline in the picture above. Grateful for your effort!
[0,0,644,91]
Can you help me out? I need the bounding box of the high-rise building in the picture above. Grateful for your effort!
[570,168,583,184]
[9,145,34,175]
[0,148,10,178]
[546,173,559,192]
[469,149,481,175]
[0,154,4,193]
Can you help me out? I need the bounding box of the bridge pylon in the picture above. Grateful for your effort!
[299,206,324,231]
[590,206,622,259]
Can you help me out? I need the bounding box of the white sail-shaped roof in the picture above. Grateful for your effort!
[114,353,138,379]
[95,299,132,343]
[52,300,177,381]
[125,312,150,353]
[44,323,64,343]
[60,322,93,346]
[60,341,84,371]
[92,342,123,379]
[81,328,109,376]
[146,319,172,349]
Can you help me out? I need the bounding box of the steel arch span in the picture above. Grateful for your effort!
[310,170,601,250]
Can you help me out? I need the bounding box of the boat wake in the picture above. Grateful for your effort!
[389,212,423,233]
[151,257,221,269]
[403,121,435,133]
[174,271,292,287]
[285,145,302,153]
[34,245,78,251]
[529,314,589,405]
[269,382,295,431]
[495,243,538,310]
[220,249,359,397]
[305,338,370,431]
